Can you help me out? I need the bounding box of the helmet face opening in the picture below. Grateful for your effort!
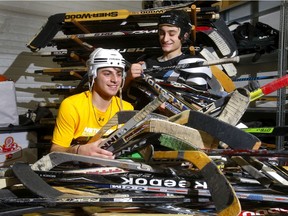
[87,48,126,91]
[158,10,192,38]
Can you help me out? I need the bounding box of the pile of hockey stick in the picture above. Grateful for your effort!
[1,91,288,214]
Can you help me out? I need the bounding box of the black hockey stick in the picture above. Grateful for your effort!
[35,169,204,190]
[172,110,261,150]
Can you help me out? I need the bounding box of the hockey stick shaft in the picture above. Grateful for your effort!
[233,75,278,82]
[141,74,199,111]
[202,148,288,157]
[243,126,288,136]
[143,56,240,74]
[250,74,288,101]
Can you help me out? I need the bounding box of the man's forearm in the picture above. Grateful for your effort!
[50,143,80,154]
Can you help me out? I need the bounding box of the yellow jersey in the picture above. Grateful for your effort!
[52,91,134,147]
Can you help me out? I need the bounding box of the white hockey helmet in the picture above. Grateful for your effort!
[87,48,126,90]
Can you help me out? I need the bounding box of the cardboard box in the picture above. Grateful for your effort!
[0,131,38,167]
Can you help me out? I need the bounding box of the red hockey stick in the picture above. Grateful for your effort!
[250,74,288,101]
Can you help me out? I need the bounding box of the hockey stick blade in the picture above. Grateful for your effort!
[180,110,261,150]
[153,150,241,216]
[100,92,169,149]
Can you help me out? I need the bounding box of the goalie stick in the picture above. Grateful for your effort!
[196,18,238,59]
[101,94,249,156]
[114,88,251,156]
[104,118,208,154]
[172,110,261,150]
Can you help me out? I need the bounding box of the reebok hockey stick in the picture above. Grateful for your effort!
[35,169,204,190]
[250,74,288,101]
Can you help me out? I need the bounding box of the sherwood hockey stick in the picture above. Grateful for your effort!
[26,2,212,51]
[250,74,288,101]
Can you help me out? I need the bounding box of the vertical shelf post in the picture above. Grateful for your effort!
[276,0,288,149]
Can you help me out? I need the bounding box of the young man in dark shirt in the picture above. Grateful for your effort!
[126,9,212,90]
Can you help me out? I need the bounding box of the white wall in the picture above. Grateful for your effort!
[0,1,143,115]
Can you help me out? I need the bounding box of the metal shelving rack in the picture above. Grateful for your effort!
[276,0,288,149]
[219,0,288,149]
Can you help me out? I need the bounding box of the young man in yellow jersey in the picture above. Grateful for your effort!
[50,48,134,159]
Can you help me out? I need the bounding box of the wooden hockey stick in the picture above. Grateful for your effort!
[105,118,208,154]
